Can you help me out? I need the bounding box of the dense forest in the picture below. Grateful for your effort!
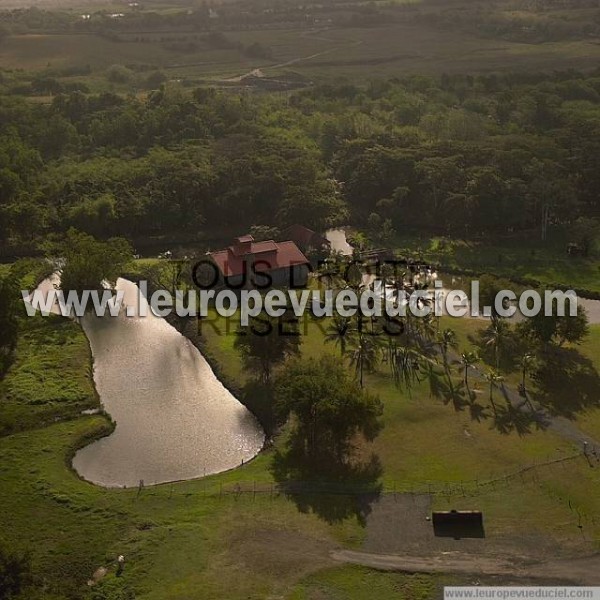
[0,70,599,252]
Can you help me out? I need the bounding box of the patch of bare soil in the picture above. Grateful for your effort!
[332,549,600,586]
[229,527,334,579]
[363,494,590,559]
[355,494,600,585]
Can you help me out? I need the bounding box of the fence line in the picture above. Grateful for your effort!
[136,448,594,503]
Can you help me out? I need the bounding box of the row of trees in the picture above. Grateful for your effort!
[1,71,599,249]
[231,257,592,447]
[0,267,20,377]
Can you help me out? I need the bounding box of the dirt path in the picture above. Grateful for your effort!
[331,549,600,585]
[220,29,363,82]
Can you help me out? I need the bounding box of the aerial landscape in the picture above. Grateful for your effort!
[0,0,600,598]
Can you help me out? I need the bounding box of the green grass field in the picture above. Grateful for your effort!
[2,12,600,93]
[0,313,97,436]
[288,566,447,599]
[392,233,600,294]
[2,266,600,598]
[201,309,600,536]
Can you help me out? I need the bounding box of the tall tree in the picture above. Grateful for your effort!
[234,314,301,384]
[517,352,538,410]
[275,356,383,458]
[324,315,355,357]
[347,334,380,388]
[437,328,458,371]
[518,302,588,348]
[459,350,480,392]
[48,228,132,296]
[483,316,510,369]
[484,369,504,417]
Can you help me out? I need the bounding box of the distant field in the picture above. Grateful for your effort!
[2,19,600,84]
[267,25,600,79]
[0,33,243,72]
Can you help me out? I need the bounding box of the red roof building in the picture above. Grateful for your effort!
[281,224,330,253]
[209,235,310,288]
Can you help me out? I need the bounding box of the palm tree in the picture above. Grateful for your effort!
[418,313,439,342]
[517,352,538,409]
[324,315,355,356]
[348,231,369,255]
[348,334,380,388]
[483,316,510,369]
[459,350,480,391]
[392,344,428,391]
[437,328,458,370]
[484,369,504,417]
[379,262,396,295]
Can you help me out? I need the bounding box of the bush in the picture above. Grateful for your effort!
[106,65,133,84]
[0,542,32,600]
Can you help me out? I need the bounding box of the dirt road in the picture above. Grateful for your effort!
[331,549,600,585]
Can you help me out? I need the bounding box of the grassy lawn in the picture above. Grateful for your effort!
[198,309,600,540]
[0,313,97,435]
[288,566,448,600]
[0,417,364,599]
[571,325,600,442]
[2,272,600,598]
[392,234,600,294]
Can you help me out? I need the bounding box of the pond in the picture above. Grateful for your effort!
[31,276,264,487]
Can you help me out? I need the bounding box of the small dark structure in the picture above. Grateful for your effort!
[566,242,585,257]
[360,248,394,262]
[432,510,485,539]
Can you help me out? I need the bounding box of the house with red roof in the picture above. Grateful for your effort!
[281,224,330,255]
[208,235,310,289]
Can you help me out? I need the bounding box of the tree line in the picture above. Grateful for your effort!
[0,71,599,251]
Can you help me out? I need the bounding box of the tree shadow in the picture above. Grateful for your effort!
[491,402,547,436]
[469,331,528,374]
[532,346,600,418]
[426,365,470,413]
[466,392,488,423]
[0,347,16,379]
[241,380,277,437]
[427,366,548,436]
[270,436,382,525]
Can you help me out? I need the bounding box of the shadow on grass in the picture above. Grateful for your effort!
[270,437,382,525]
[241,380,277,437]
[427,366,548,436]
[533,346,600,419]
[492,401,547,436]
